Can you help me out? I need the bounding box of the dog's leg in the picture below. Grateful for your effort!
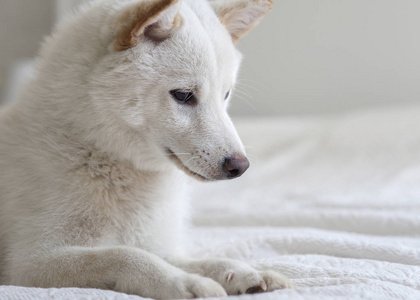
[13,246,226,299]
[167,257,291,295]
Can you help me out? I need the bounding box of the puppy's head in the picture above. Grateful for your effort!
[91,0,272,181]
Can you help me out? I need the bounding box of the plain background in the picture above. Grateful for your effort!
[1,0,419,116]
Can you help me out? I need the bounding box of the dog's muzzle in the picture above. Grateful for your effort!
[166,148,250,181]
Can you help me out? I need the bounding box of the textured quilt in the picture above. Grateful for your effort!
[1,104,420,299]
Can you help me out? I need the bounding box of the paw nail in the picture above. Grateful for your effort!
[259,281,267,291]
[226,272,234,282]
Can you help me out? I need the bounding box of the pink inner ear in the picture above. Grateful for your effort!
[143,22,160,37]
[114,0,181,51]
[225,7,269,41]
[219,0,273,42]
[143,13,182,42]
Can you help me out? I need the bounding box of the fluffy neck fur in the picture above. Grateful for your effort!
[14,0,165,171]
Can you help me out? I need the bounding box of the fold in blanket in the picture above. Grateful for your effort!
[190,104,420,299]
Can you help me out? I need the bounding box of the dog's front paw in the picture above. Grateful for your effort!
[207,260,291,295]
[259,270,292,292]
[171,273,227,299]
[223,268,291,295]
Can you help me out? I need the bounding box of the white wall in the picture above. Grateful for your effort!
[0,0,54,102]
[2,0,420,115]
[56,0,85,21]
[232,0,420,116]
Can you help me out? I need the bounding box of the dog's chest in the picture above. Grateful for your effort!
[66,150,188,256]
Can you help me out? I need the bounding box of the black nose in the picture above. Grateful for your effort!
[223,154,250,179]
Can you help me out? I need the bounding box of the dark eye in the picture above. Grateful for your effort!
[170,89,197,105]
[225,91,230,100]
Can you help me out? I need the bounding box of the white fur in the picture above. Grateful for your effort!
[0,0,289,298]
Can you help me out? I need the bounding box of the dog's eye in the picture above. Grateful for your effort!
[170,90,196,105]
[225,91,230,100]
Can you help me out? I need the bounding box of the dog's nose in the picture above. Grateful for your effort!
[223,154,250,179]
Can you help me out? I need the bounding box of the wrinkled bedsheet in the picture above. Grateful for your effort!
[1,104,420,299]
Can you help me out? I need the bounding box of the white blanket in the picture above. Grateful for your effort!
[1,104,420,299]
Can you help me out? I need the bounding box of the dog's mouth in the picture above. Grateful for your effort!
[165,148,213,182]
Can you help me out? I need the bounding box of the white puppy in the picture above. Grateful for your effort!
[0,0,290,298]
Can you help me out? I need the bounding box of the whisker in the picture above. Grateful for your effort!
[184,156,199,165]
[235,82,268,98]
[237,78,269,91]
[244,145,256,150]
[234,89,253,100]
[233,95,258,113]
[167,152,191,156]
[200,164,213,177]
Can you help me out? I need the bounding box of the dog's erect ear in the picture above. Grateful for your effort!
[210,0,273,43]
[114,0,182,51]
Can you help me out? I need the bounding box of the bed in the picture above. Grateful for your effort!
[1,104,419,299]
